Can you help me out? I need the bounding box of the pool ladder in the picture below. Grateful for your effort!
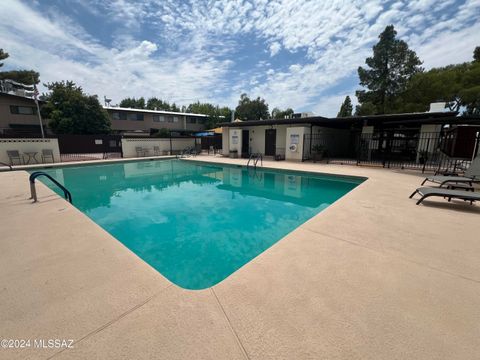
[29,171,73,204]
[178,146,197,158]
[247,153,263,168]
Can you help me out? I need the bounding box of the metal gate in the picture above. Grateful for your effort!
[200,134,222,151]
[57,134,122,161]
[303,129,480,172]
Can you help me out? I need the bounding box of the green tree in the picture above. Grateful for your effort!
[146,97,171,111]
[144,97,180,112]
[235,93,269,121]
[354,102,377,116]
[474,46,480,62]
[0,70,40,85]
[119,97,146,109]
[186,101,233,128]
[0,48,40,84]
[152,128,171,137]
[42,81,111,134]
[271,107,294,119]
[0,48,9,67]
[337,96,353,117]
[356,25,423,114]
[396,47,480,115]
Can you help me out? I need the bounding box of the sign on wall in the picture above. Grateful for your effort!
[290,134,299,144]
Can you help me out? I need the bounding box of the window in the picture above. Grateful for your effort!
[10,105,36,115]
[127,113,143,121]
[166,116,174,123]
[173,116,179,123]
[112,112,127,120]
[153,115,165,122]
[186,117,196,124]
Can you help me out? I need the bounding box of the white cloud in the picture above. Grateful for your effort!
[0,0,478,115]
[0,0,233,105]
[269,42,281,56]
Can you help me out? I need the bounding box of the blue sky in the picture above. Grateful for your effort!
[1,0,479,116]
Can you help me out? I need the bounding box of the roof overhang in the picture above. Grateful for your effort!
[220,116,332,128]
[104,106,208,117]
[0,92,45,103]
[220,112,477,129]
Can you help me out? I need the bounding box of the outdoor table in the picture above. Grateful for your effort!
[23,152,39,164]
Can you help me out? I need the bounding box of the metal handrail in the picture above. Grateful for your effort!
[29,171,72,203]
[178,146,198,158]
[0,161,13,171]
[247,153,263,168]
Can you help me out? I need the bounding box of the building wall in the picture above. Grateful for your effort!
[249,126,266,154]
[286,127,310,161]
[276,126,287,154]
[121,138,196,157]
[228,128,242,154]
[0,95,47,132]
[247,125,288,155]
[106,109,206,133]
[0,138,60,164]
[222,124,308,157]
[222,127,230,156]
[416,124,443,162]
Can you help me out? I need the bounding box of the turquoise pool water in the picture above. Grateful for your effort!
[33,159,364,289]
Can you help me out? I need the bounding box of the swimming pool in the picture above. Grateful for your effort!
[33,159,364,289]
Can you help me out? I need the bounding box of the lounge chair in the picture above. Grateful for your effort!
[421,157,480,186]
[153,146,160,156]
[7,150,23,165]
[410,187,480,205]
[41,149,54,163]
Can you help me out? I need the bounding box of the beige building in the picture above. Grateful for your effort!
[0,90,209,136]
[104,106,208,134]
[0,92,47,135]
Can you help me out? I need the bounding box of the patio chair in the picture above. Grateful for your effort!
[410,187,480,205]
[7,150,23,165]
[421,157,480,187]
[153,146,160,156]
[41,149,55,163]
[135,147,145,157]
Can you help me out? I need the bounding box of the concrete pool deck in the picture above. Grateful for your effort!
[0,156,479,359]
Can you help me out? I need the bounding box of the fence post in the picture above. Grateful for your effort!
[422,137,430,174]
[169,132,173,155]
[356,134,362,166]
[380,133,386,168]
[302,134,306,162]
[473,131,480,160]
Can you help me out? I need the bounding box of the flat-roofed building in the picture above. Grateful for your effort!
[0,92,47,136]
[104,106,208,135]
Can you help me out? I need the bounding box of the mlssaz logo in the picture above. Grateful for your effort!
[34,339,74,349]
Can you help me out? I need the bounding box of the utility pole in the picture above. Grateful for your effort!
[32,78,45,138]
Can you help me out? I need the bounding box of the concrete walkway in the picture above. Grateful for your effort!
[0,156,479,359]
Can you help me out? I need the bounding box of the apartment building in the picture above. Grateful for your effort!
[104,106,208,134]
[0,92,47,135]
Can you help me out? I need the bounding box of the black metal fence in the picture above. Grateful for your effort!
[57,134,123,162]
[200,134,222,151]
[304,129,480,173]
